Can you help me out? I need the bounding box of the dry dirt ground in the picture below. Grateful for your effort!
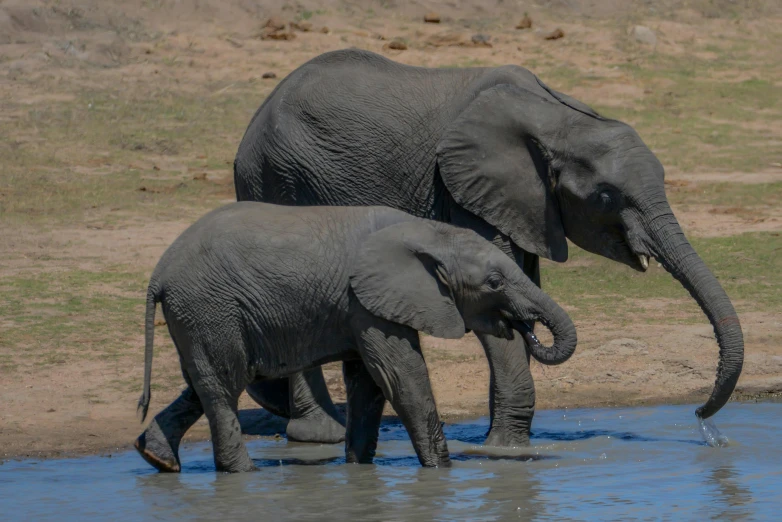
[1,0,781,460]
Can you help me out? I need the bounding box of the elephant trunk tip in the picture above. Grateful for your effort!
[520,328,543,351]
[696,413,730,448]
[515,313,577,366]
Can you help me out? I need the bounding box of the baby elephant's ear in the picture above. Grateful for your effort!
[350,221,466,339]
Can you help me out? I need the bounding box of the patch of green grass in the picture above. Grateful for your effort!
[0,353,18,374]
[0,167,234,226]
[0,267,150,367]
[538,37,781,173]
[690,233,782,306]
[538,64,588,91]
[541,232,782,325]
[0,85,262,225]
[0,84,264,212]
[667,182,782,207]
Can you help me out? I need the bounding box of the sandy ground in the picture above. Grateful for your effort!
[1,0,781,461]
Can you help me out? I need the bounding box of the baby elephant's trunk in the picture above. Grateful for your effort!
[512,280,578,366]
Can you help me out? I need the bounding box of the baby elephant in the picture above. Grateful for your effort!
[135,202,577,473]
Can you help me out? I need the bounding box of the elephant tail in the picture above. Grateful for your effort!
[137,282,160,423]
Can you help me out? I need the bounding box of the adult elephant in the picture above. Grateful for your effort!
[233,48,744,446]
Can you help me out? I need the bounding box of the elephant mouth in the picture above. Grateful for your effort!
[512,320,542,349]
[620,223,653,273]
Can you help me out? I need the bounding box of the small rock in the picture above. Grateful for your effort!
[291,21,312,32]
[262,71,277,79]
[771,162,782,168]
[424,12,441,23]
[630,25,656,46]
[264,17,286,31]
[471,33,492,47]
[320,26,330,34]
[154,319,167,326]
[192,172,207,181]
[516,14,532,30]
[544,28,564,40]
[386,39,408,50]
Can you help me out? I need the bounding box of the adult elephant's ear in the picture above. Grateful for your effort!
[436,83,568,262]
[350,221,466,339]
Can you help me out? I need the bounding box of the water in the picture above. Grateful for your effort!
[2,402,781,521]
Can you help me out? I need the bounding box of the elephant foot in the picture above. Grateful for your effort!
[286,411,346,444]
[134,431,180,473]
[483,426,531,448]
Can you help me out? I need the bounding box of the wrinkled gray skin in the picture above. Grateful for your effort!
[134,202,578,472]
[233,48,744,446]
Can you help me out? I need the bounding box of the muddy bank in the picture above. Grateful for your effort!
[3,323,781,462]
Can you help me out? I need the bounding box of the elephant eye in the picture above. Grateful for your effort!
[486,275,503,290]
[599,191,616,211]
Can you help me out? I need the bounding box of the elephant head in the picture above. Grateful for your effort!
[350,221,578,365]
[436,82,743,422]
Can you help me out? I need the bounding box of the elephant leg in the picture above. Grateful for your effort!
[200,395,256,473]
[186,344,256,473]
[477,331,535,447]
[134,386,204,473]
[285,368,346,444]
[342,359,386,463]
[353,313,450,468]
[478,248,540,446]
[245,377,291,418]
[448,205,538,446]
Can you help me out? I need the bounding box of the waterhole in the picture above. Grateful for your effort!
[2,402,780,520]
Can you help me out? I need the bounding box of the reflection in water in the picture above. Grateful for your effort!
[2,403,782,521]
[701,453,755,520]
[712,464,753,518]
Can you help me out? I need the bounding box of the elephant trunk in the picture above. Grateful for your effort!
[511,277,578,366]
[645,205,744,420]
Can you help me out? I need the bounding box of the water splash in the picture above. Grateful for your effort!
[697,415,730,447]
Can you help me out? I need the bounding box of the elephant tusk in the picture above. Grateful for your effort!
[638,254,649,271]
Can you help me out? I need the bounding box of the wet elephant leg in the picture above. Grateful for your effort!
[245,371,346,444]
[134,386,204,473]
[352,314,451,468]
[479,253,539,447]
[477,332,535,447]
[343,359,386,463]
[285,368,346,444]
